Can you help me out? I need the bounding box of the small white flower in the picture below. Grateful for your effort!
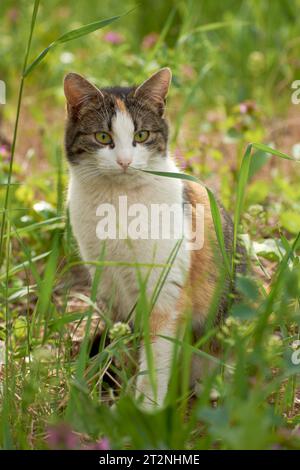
[292,143,300,161]
[60,52,75,64]
[109,322,131,341]
[291,339,300,351]
[33,201,54,213]
[0,341,5,365]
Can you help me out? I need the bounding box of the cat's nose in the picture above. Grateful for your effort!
[117,159,132,171]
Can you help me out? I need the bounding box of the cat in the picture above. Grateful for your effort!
[64,68,241,408]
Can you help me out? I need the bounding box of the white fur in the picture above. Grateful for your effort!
[68,110,190,408]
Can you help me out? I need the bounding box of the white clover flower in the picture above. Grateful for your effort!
[60,52,74,64]
[109,322,131,341]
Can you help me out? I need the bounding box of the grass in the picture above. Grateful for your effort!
[0,0,300,450]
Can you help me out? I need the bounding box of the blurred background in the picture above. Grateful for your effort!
[1,0,300,216]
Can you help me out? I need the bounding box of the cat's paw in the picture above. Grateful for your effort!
[135,380,164,411]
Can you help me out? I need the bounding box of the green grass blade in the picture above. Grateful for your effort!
[254,231,300,343]
[232,143,252,272]
[35,232,60,338]
[252,143,296,161]
[55,16,122,44]
[139,169,232,278]
[232,142,299,273]
[24,13,127,76]
[3,216,63,239]
[0,0,40,266]
[178,20,249,44]
[147,8,176,61]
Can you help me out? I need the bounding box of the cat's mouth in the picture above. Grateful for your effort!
[120,167,130,174]
[117,165,143,175]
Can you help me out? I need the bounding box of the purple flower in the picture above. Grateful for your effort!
[174,147,187,170]
[181,64,196,80]
[142,33,159,50]
[103,31,124,45]
[0,145,10,160]
[239,100,256,115]
[198,134,209,146]
[189,155,200,165]
[46,423,79,450]
[85,437,110,450]
[7,8,19,24]
[46,423,110,451]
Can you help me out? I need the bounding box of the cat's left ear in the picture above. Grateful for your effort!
[134,68,172,114]
[64,72,103,112]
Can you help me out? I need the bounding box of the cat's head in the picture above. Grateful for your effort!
[64,68,171,177]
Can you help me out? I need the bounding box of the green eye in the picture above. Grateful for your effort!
[134,130,150,143]
[95,132,113,145]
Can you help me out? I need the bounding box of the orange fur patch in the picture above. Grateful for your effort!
[147,182,220,338]
[115,97,127,113]
[183,181,220,324]
[149,308,178,337]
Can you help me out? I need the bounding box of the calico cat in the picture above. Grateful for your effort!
[64,68,240,408]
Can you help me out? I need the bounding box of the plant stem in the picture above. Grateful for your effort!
[0,0,40,266]
[1,0,40,449]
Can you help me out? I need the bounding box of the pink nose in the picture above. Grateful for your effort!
[117,159,131,170]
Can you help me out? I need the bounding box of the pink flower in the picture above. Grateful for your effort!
[142,33,159,50]
[46,423,79,450]
[198,134,209,146]
[7,8,19,24]
[85,437,110,450]
[0,145,10,159]
[181,64,196,80]
[189,155,200,165]
[206,110,223,123]
[103,31,124,45]
[46,423,110,451]
[174,147,187,170]
[239,100,256,114]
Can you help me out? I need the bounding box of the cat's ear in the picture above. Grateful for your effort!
[134,68,172,113]
[64,73,103,110]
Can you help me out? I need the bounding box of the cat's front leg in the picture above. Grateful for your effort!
[135,308,178,409]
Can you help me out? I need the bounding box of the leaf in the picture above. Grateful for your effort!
[233,144,252,271]
[231,302,256,320]
[280,211,300,235]
[252,143,295,161]
[251,238,286,261]
[248,149,270,180]
[38,248,59,316]
[236,275,259,301]
[56,17,123,44]
[178,20,248,44]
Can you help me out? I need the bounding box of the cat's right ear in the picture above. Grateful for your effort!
[64,73,103,112]
[134,68,172,115]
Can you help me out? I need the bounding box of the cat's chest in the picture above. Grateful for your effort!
[68,174,184,262]
[69,176,180,219]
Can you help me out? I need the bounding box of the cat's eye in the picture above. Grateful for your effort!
[134,130,150,143]
[95,131,113,145]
